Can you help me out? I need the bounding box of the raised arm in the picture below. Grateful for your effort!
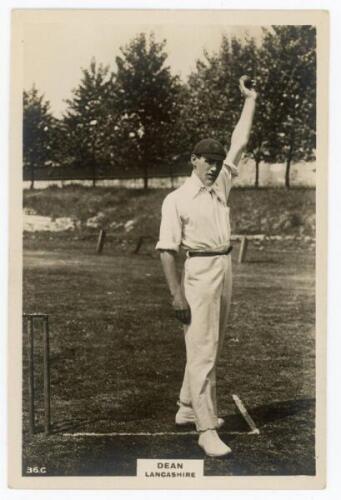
[225,76,257,167]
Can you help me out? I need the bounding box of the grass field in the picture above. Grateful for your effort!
[22,235,315,477]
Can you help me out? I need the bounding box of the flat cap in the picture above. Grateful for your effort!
[192,138,226,161]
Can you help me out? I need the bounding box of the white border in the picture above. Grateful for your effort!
[1,0,340,499]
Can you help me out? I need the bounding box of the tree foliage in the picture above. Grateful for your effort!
[23,86,59,188]
[180,36,267,186]
[259,26,316,187]
[112,33,182,188]
[63,59,114,186]
[24,27,316,190]
[182,27,316,188]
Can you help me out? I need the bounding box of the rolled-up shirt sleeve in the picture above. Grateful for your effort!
[155,194,182,252]
[217,160,238,200]
[223,159,239,178]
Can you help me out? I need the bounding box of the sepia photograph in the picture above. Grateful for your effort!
[8,8,328,489]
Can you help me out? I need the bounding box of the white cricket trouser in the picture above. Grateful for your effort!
[179,254,232,432]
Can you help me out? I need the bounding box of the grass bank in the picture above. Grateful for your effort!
[23,185,316,240]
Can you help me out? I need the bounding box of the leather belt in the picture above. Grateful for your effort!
[187,245,233,257]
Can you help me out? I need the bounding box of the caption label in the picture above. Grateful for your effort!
[137,459,203,479]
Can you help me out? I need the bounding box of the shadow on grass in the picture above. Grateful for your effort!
[224,398,315,431]
[240,398,315,429]
[46,398,314,435]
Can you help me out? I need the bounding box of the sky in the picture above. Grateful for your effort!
[23,18,264,117]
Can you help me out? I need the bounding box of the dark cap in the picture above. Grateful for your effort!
[192,138,226,161]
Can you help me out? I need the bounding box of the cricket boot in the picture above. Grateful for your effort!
[175,402,224,429]
[198,430,232,457]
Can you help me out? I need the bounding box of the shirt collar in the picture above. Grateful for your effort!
[183,171,225,203]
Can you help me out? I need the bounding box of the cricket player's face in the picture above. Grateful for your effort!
[192,155,224,187]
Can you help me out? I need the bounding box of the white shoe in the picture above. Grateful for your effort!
[198,430,232,457]
[175,405,225,429]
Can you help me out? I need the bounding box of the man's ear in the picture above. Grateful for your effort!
[191,154,197,167]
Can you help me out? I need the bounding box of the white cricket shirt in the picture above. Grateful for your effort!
[156,162,238,253]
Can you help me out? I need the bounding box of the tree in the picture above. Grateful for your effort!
[182,35,269,186]
[23,86,57,189]
[181,27,316,188]
[260,26,316,188]
[112,33,182,189]
[181,37,239,148]
[63,59,114,186]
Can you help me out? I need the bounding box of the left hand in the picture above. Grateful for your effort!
[239,75,258,100]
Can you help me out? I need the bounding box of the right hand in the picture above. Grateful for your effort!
[172,291,191,325]
[239,75,258,100]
